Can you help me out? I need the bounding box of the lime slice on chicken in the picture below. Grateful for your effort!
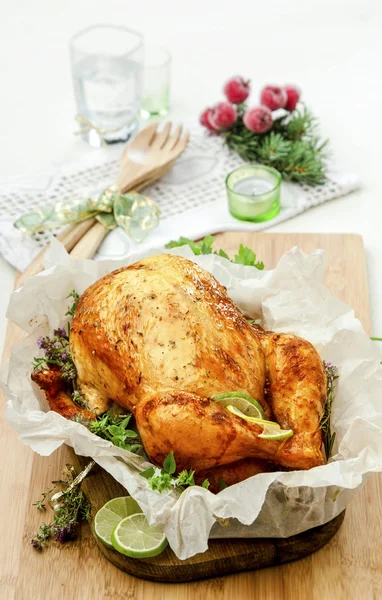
[212,392,265,419]
[226,405,293,440]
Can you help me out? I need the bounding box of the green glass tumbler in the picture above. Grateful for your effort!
[226,164,281,222]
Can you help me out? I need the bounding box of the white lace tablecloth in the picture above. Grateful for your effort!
[0,123,360,272]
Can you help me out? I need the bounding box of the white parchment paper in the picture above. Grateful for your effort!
[2,239,382,560]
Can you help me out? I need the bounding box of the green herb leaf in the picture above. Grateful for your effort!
[163,451,176,475]
[201,479,210,489]
[86,410,142,454]
[218,479,228,490]
[165,236,264,271]
[234,244,264,269]
[140,467,155,479]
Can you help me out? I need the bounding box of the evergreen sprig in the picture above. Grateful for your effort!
[223,105,328,185]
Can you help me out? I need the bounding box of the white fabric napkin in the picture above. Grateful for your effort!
[0,123,359,272]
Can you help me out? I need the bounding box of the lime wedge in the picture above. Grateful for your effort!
[95,496,142,549]
[226,405,293,440]
[111,513,168,558]
[212,392,265,419]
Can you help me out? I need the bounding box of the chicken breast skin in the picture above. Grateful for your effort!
[70,254,268,416]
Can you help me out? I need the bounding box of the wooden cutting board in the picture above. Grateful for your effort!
[1,232,381,600]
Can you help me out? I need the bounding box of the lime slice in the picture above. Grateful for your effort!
[212,392,265,419]
[95,496,142,549]
[226,405,293,440]
[259,428,294,440]
[111,513,168,558]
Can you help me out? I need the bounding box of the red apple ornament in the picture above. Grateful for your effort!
[260,85,287,111]
[223,76,250,104]
[284,85,301,111]
[199,108,216,131]
[206,102,237,131]
[243,106,273,133]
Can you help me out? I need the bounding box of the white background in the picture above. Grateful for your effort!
[1,0,382,351]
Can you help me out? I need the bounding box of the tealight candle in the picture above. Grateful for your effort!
[226,165,281,222]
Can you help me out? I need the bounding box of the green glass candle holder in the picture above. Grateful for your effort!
[226,164,281,222]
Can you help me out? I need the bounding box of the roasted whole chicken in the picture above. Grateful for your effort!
[33,253,327,484]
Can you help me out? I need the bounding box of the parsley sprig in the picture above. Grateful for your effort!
[166,235,264,270]
[140,451,209,493]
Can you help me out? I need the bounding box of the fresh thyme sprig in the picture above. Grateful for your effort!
[65,290,80,317]
[166,235,264,270]
[32,327,77,383]
[320,361,339,460]
[31,465,91,550]
[140,451,210,493]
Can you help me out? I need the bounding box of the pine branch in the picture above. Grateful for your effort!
[222,104,328,186]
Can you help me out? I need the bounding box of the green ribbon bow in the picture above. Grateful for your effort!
[14,186,161,243]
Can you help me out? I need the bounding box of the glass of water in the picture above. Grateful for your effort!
[70,24,144,147]
[141,46,171,119]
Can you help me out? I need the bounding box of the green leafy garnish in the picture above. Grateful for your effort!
[140,451,209,493]
[65,290,80,317]
[166,235,264,269]
[86,411,141,453]
[320,361,339,459]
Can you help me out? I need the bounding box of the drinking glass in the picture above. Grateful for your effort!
[141,46,171,119]
[70,24,144,147]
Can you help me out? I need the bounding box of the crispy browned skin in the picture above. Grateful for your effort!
[70,254,268,417]
[253,326,326,467]
[31,369,96,421]
[195,458,275,493]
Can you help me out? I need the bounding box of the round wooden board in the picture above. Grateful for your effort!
[75,456,345,583]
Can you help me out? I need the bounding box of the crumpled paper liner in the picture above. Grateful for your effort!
[2,240,382,560]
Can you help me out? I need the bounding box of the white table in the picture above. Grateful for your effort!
[1,0,382,352]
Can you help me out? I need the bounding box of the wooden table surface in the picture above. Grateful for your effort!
[1,232,381,600]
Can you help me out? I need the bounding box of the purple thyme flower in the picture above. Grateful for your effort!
[30,538,42,551]
[55,524,76,544]
[54,328,67,338]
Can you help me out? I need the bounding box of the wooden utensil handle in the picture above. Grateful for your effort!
[16,219,97,287]
[69,222,108,260]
